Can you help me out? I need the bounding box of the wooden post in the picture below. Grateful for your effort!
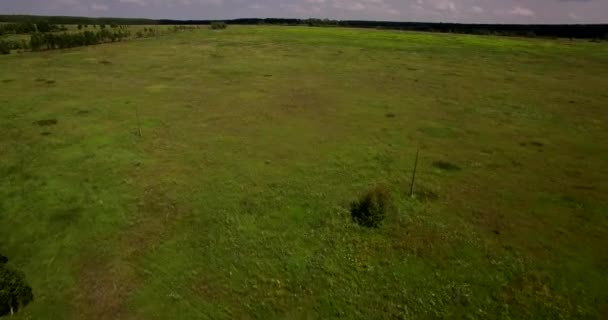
[135,107,142,137]
[409,148,420,197]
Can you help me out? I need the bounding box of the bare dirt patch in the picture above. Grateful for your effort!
[74,255,137,320]
[413,186,439,202]
[122,184,183,257]
[74,182,187,319]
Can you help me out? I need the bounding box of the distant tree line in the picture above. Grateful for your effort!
[133,26,195,38]
[0,14,155,26]
[2,15,607,40]
[158,18,608,39]
[0,25,195,54]
[340,20,608,39]
[0,21,64,35]
[29,29,131,51]
[210,21,227,30]
[303,18,339,27]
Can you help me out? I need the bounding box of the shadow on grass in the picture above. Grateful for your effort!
[432,161,461,172]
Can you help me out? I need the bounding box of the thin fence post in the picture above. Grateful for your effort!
[135,107,142,137]
[410,148,420,197]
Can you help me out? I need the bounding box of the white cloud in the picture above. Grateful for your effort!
[25,0,603,24]
[568,12,581,21]
[248,3,264,10]
[510,6,535,17]
[55,0,79,5]
[333,1,366,11]
[132,0,224,8]
[119,0,148,6]
[331,0,398,15]
[176,0,223,5]
[280,3,311,14]
[431,0,456,12]
[91,3,109,11]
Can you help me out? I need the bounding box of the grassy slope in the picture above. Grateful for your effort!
[1,26,607,319]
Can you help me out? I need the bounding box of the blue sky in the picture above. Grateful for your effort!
[0,0,606,23]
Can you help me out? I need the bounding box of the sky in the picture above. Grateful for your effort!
[0,0,606,24]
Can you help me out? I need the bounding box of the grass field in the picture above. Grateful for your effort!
[1,25,607,319]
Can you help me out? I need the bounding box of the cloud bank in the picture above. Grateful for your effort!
[0,0,606,23]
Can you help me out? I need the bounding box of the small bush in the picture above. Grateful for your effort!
[350,185,391,228]
[0,255,34,316]
[0,41,11,55]
[210,21,227,30]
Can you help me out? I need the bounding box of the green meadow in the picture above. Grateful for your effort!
[1,26,607,319]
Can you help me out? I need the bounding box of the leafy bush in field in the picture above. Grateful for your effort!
[210,21,227,30]
[0,39,28,54]
[172,25,197,32]
[0,41,11,55]
[0,255,33,316]
[350,185,392,228]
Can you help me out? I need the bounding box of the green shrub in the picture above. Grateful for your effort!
[0,255,33,316]
[350,185,391,228]
[210,21,227,30]
[0,41,11,55]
